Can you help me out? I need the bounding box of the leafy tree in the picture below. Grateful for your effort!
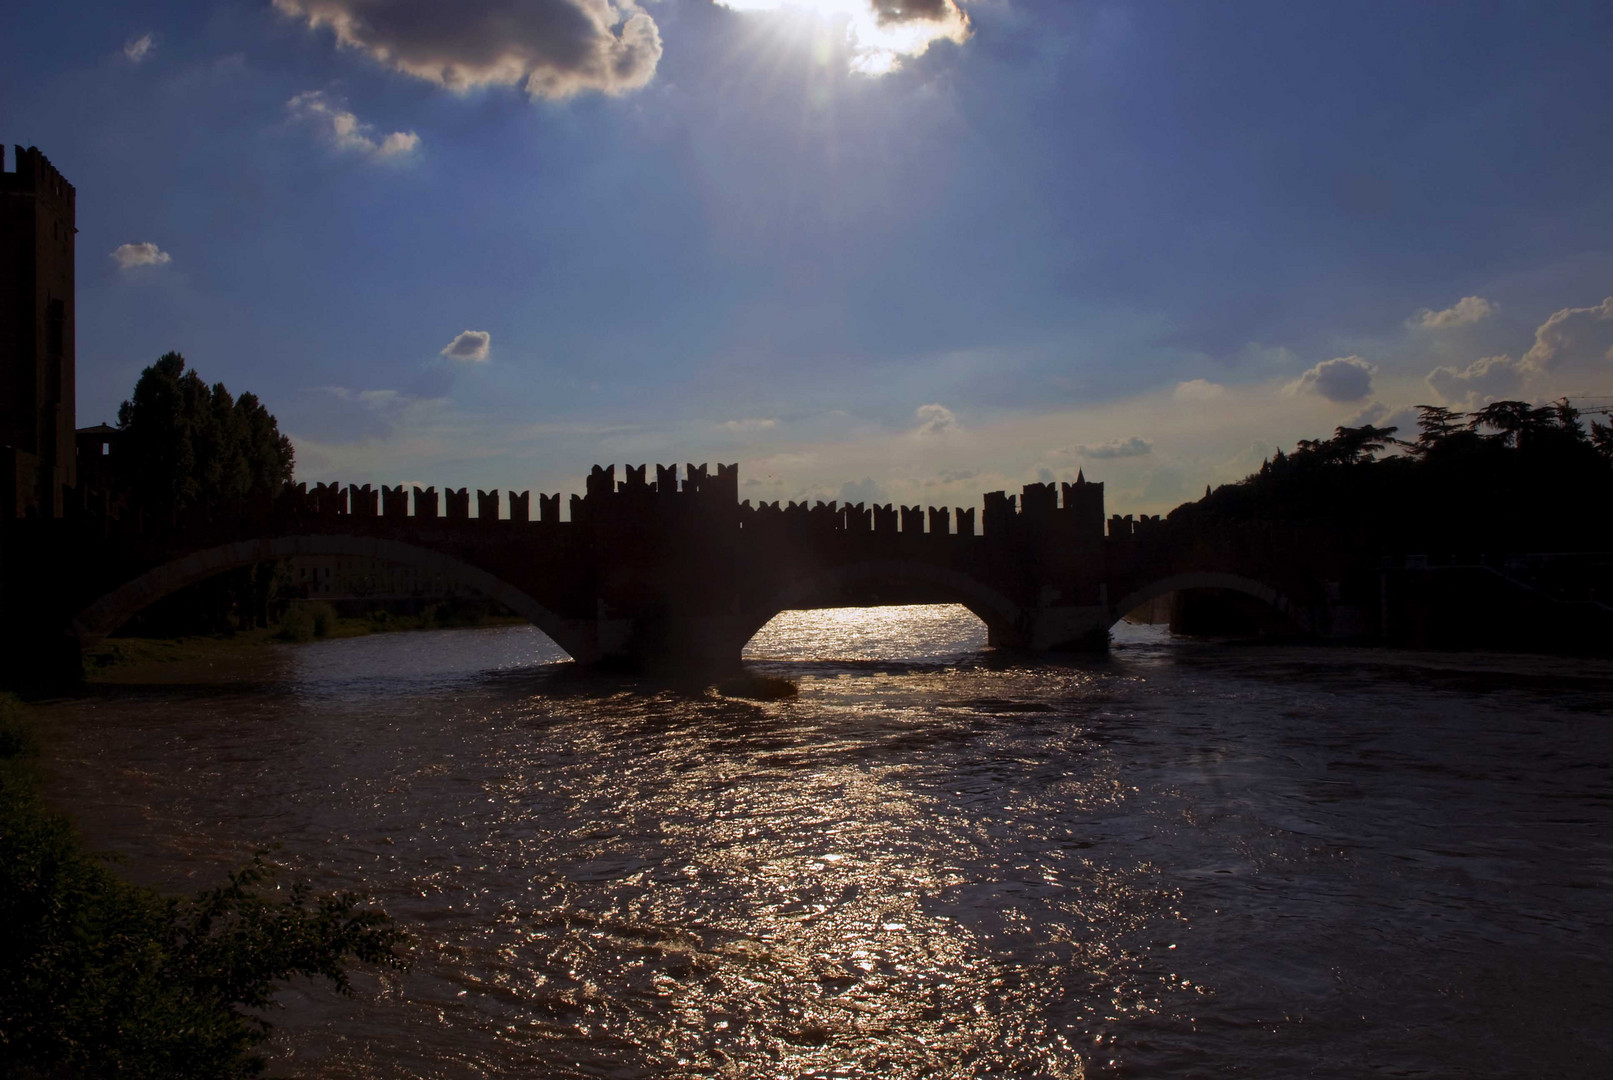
[1295,424,1400,466]
[112,354,297,633]
[1411,405,1464,451]
[1467,399,1556,447]
[1592,419,1613,461]
[0,697,409,1077]
[116,353,294,515]
[1551,397,1583,434]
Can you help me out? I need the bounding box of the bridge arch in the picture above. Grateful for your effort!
[1111,571,1311,634]
[741,560,1025,650]
[72,534,594,662]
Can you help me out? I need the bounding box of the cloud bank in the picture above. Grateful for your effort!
[1425,355,1522,404]
[1074,436,1152,460]
[1173,379,1227,401]
[1520,296,1613,375]
[441,330,492,363]
[110,242,171,269]
[1422,296,1613,405]
[288,91,420,157]
[274,0,663,99]
[1415,295,1494,329]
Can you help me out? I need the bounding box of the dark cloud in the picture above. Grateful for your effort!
[1075,436,1152,460]
[274,0,662,99]
[1290,355,1375,403]
[441,330,491,363]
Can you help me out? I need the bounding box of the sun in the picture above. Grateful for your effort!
[714,0,971,76]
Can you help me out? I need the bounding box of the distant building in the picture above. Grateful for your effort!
[0,145,76,519]
[75,421,121,493]
[287,555,477,609]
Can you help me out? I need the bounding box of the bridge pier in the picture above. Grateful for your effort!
[598,613,753,675]
[981,605,1113,652]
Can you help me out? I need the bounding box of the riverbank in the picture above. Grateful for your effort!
[84,612,527,683]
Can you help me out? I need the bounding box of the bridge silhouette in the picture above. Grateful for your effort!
[0,462,1383,683]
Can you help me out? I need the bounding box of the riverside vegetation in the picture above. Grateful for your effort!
[0,695,409,1077]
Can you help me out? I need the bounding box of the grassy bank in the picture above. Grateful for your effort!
[0,695,409,1077]
[85,604,527,682]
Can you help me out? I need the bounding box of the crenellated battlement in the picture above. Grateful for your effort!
[977,469,1107,544]
[153,464,1144,545]
[17,458,1355,690]
[1,145,76,204]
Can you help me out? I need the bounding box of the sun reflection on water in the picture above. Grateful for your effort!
[37,607,1613,1076]
[44,609,1226,1076]
[744,603,989,663]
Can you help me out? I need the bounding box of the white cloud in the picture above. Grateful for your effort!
[1073,436,1152,460]
[110,242,171,269]
[912,402,958,436]
[1173,379,1227,401]
[1288,355,1375,403]
[1520,296,1613,375]
[1425,354,1522,405]
[123,32,156,63]
[287,91,420,158]
[718,417,779,433]
[1414,295,1495,329]
[440,330,492,363]
[274,0,663,100]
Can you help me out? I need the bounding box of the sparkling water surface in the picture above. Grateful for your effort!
[34,608,1613,1078]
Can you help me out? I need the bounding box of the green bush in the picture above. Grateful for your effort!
[308,602,337,638]
[0,696,409,1077]
[275,601,338,643]
[274,604,313,642]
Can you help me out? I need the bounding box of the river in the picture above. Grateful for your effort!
[33,608,1613,1078]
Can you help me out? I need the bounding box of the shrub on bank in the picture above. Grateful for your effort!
[274,601,338,643]
[0,696,409,1078]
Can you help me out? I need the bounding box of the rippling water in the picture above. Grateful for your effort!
[34,608,1613,1078]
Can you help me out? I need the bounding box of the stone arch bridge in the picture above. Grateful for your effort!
[2,465,1373,681]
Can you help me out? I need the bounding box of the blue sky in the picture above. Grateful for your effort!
[5,0,1613,512]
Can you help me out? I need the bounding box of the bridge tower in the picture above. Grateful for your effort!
[0,145,76,519]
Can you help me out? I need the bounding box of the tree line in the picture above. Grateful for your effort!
[1177,398,1613,553]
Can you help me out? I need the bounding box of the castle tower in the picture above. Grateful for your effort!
[0,145,75,518]
[1061,469,1105,542]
